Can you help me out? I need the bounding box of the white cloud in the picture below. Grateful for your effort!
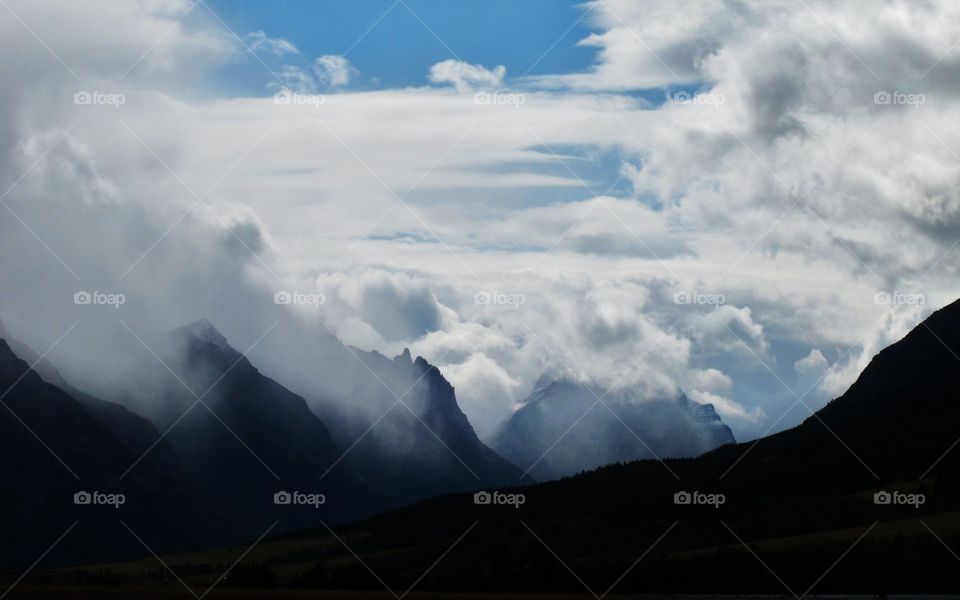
[440,353,520,438]
[316,269,455,342]
[245,31,299,56]
[794,348,827,375]
[261,65,316,95]
[688,368,733,393]
[429,59,506,92]
[532,0,751,90]
[692,306,770,358]
[821,306,926,397]
[689,390,764,424]
[314,55,357,88]
[2,0,959,446]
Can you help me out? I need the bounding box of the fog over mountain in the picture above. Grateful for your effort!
[0,0,959,457]
[0,315,524,563]
[3,1,960,596]
[238,296,960,594]
[491,378,735,480]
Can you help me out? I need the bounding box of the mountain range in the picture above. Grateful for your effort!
[0,321,223,565]
[2,309,737,568]
[0,318,533,563]
[307,346,529,506]
[491,378,735,480]
[8,292,956,594]
[56,296,960,594]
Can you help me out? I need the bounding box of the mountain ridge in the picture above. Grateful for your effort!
[491,377,735,480]
[205,297,960,593]
[0,331,225,566]
[114,319,387,536]
[310,342,531,507]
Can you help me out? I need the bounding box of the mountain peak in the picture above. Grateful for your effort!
[177,319,230,347]
[493,378,734,480]
[393,347,413,366]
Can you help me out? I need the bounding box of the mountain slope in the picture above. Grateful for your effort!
[310,347,529,507]
[1,326,182,489]
[491,379,735,480]
[116,320,386,538]
[0,324,221,566]
[189,297,960,593]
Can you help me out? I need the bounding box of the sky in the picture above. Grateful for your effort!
[0,0,958,442]
[206,0,598,91]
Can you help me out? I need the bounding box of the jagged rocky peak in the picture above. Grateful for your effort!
[393,347,413,366]
[391,348,444,382]
[690,401,722,422]
[175,319,233,351]
[491,377,736,481]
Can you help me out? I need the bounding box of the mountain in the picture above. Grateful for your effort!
[114,320,386,538]
[0,326,182,489]
[310,346,530,506]
[0,322,220,566]
[130,297,960,594]
[490,379,735,480]
[0,314,526,570]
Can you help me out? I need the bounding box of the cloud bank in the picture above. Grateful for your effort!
[1,0,958,442]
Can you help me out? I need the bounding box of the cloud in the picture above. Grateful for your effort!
[270,65,318,93]
[317,270,454,343]
[821,306,926,397]
[314,55,357,88]
[688,368,733,393]
[533,0,739,90]
[440,353,520,437]
[691,306,770,358]
[245,31,299,56]
[2,0,959,447]
[794,348,827,376]
[689,389,764,424]
[429,59,506,92]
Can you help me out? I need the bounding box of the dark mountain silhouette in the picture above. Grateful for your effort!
[1,328,182,489]
[115,320,387,538]
[162,297,960,594]
[0,323,223,566]
[491,379,735,480]
[311,346,530,507]
[0,315,527,572]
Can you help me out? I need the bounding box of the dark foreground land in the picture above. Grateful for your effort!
[10,593,959,600]
[0,588,599,599]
